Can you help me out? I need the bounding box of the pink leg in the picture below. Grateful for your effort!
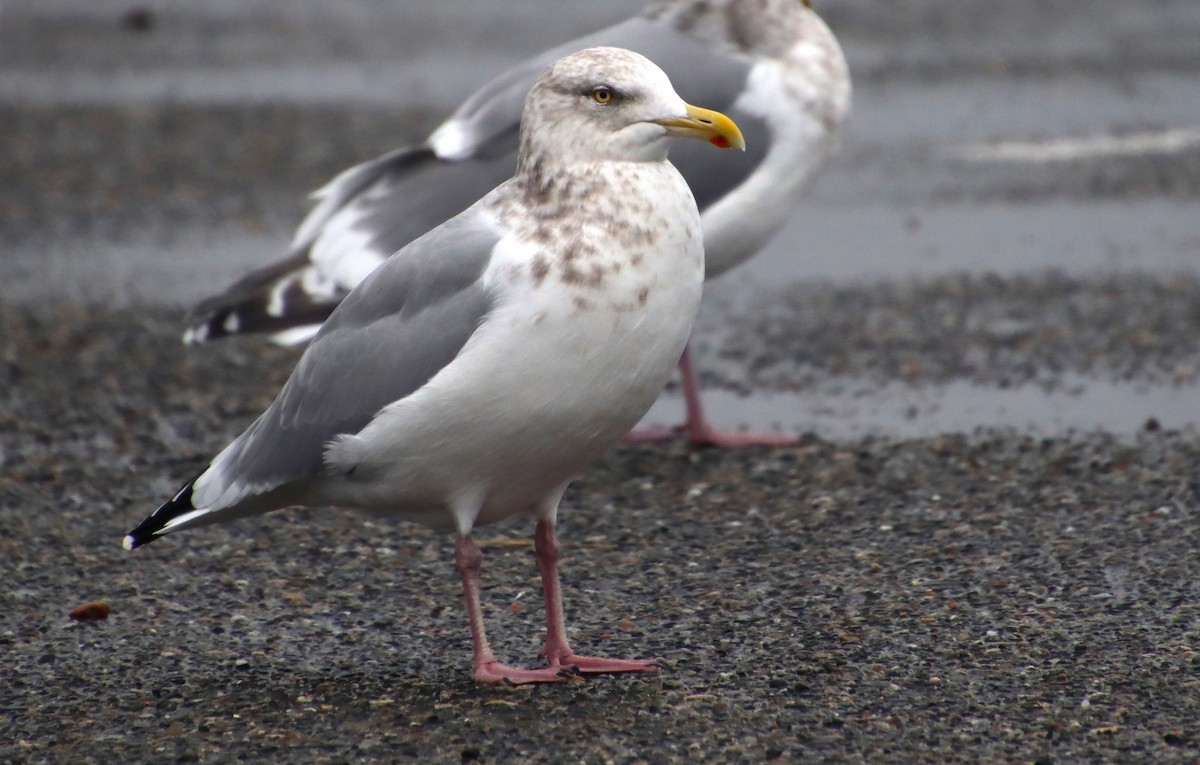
[534,520,657,675]
[626,346,800,448]
[454,535,570,685]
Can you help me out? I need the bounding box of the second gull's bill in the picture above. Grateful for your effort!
[184,0,851,448]
[125,47,746,685]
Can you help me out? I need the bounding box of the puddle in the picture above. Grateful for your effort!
[638,376,1200,439]
[716,197,1200,294]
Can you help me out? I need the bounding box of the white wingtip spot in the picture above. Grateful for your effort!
[265,274,299,318]
[182,325,208,345]
[269,324,322,347]
[122,534,136,551]
[429,119,474,161]
[222,313,241,334]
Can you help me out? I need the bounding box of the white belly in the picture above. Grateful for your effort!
[320,165,704,529]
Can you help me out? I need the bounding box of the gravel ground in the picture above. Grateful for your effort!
[4,302,1200,764]
[698,272,1200,393]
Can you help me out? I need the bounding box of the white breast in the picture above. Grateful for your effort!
[321,162,704,529]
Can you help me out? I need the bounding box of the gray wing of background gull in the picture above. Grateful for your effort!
[136,205,500,538]
[185,1,847,346]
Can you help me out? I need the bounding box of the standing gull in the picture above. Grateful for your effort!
[184,0,851,448]
[126,47,746,685]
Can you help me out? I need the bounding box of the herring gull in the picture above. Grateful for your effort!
[126,47,746,685]
[184,0,851,448]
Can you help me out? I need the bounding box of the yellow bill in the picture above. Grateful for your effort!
[653,104,746,151]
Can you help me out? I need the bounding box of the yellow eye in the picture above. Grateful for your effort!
[591,87,613,104]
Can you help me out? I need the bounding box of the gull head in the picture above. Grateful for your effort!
[517,46,744,168]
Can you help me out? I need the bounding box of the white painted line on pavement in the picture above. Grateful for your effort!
[949,127,1200,163]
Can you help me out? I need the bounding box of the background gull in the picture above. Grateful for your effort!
[183,0,851,448]
[125,47,746,685]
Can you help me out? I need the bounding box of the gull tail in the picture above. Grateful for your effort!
[123,473,210,550]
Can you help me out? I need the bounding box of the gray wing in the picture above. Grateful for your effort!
[290,146,440,263]
[201,205,503,503]
[183,148,513,345]
[308,150,517,280]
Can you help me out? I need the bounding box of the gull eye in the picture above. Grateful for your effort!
[591,86,614,105]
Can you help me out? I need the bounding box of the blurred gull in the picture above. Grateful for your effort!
[184,0,850,448]
[127,47,746,685]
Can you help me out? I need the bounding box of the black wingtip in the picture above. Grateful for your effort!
[183,296,342,347]
[182,252,345,346]
[123,476,200,550]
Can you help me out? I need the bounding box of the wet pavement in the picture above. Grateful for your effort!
[3,1,1200,763]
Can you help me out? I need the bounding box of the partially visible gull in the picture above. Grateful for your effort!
[184,0,851,448]
[127,47,746,685]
